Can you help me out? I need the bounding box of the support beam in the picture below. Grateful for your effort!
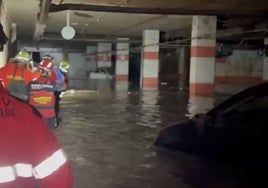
[49,3,268,17]
[33,0,52,41]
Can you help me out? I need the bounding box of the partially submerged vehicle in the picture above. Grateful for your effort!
[154,82,268,163]
[89,67,114,80]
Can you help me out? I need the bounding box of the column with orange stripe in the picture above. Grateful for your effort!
[263,38,268,81]
[115,42,129,89]
[190,16,217,96]
[97,43,112,68]
[142,30,160,89]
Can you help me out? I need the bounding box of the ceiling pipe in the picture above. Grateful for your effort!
[33,0,52,41]
[217,28,268,39]
[41,36,142,43]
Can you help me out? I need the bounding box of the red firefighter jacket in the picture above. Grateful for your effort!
[27,77,56,119]
[0,62,38,101]
[0,62,35,86]
[0,83,73,188]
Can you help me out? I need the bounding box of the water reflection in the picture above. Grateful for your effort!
[187,96,215,118]
[54,79,246,188]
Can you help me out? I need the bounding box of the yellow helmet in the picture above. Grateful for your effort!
[14,50,30,63]
[59,61,70,73]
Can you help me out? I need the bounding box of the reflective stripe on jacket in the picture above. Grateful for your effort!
[0,84,73,188]
[0,149,66,183]
[28,78,56,118]
[28,90,55,118]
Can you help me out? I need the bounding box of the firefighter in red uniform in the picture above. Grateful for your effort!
[27,59,58,129]
[41,54,57,82]
[0,81,73,188]
[0,50,36,101]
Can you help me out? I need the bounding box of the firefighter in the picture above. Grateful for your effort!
[0,50,35,101]
[41,54,57,82]
[27,59,58,129]
[0,81,73,187]
[58,61,70,90]
[54,61,70,123]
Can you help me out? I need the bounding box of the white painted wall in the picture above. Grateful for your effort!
[69,53,87,79]
[215,50,263,77]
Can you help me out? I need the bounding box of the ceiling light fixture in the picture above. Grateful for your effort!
[61,10,76,40]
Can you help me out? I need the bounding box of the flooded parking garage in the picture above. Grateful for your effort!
[54,80,255,188]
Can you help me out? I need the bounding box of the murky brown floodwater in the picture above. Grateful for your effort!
[54,80,249,188]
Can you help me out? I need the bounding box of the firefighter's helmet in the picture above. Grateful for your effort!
[14,50,30,63]
[38,59,54,77]
[42,54,54,61]
[59,61,70,73]
[38,60,54,71]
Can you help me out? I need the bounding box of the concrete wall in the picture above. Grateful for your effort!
[69,53,87,89]
[158,46,264,94]
[215,49,264,94]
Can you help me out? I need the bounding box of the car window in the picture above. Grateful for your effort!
[234,96,268,111]
[207,82,268,117]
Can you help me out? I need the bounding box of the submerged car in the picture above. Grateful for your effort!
[89,67,114,80]
[154,82,268,163]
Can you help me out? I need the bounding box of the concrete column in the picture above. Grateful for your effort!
[190,16,217,96]
[97,43,112,68]
[86,46,97,71]
[0,3,10,67]
[141,30,160,89]
[115,42,129,90]
[263,38,268,81]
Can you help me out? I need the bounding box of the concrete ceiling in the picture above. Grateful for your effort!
[3,0,268,49]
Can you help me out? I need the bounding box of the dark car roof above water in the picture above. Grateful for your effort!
[207,82,268,117]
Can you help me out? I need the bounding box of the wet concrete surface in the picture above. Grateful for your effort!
[54,80,252,188]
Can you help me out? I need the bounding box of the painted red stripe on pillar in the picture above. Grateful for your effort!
[97,55,111,61]
[191,46,216,57]
[190,83,215,97]
[116,54,129,61]
[97,56,102,61]
[143,78,158,88]
[85,56,97,61]
[143,52,159,60]
[116,75,128,81]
